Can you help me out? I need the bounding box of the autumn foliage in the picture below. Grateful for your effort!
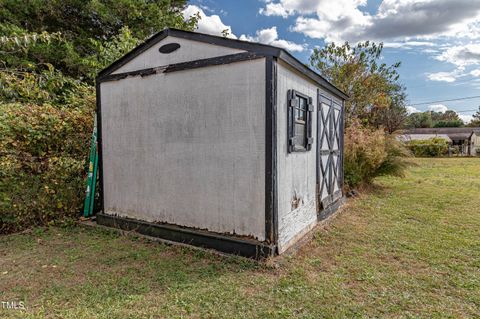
[310,41,411,188]
[343,120,410,188]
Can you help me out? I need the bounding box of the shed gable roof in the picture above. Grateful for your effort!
[109,35,245,75]
[98,28,348,100]
[402,127,480,134]
[398,134,451,142]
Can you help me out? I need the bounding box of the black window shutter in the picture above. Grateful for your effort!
[306,96,314,150]
[287,90,295,153]
[287,90,315,153]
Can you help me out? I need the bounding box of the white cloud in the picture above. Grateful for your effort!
[426,71,459,82]
[239,27,305,52]
[459,114,474,123]
[259,0,322,17]
[197,4,214,14]
[406,105,421,114]
[259,0,480,43]
[426,44,480,82]
[182,7,304,52]
[422,48,439,54]
[291,0,371,43]
[383,41,436,48]
[436,43,480,66]
[426,42,480,84]
[427,104,449,113]
[183,5,236,39]
[470,69,480,76]
[259,2,291,18]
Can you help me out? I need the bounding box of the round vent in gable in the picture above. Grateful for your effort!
[159,43,181,54]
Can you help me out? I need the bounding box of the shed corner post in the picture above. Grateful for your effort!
[340,99,345,192]
[265,55,278,254]
[95,78,105,215]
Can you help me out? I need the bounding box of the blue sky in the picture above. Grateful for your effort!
[183,0,480,122]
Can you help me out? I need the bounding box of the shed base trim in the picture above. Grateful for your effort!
[318,196,346,221]
[96,213,276,259]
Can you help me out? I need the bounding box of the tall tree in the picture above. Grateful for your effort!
[405,112,433,128]
[371,84,408,133]
[0,0,198,80]
[0,0,195,42]
[309,41,406,127]
[433,119,463,128]
[405,110,465,128]
[430,110,463,127]
[469,106,480,127]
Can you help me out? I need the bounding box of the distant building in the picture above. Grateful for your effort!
[397,133,451,143]
[400,127,480,156]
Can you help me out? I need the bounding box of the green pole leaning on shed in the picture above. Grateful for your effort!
[83,117,98,218]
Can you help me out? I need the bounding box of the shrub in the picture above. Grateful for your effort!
[344,120,410,189]
[433,120,463,128]
[406,138,449,157]
[0,65,93,106]
[0,102,94,234]
[376,136,411,178]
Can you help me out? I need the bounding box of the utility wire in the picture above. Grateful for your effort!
[407,78,477,89]
[409,95,480,106]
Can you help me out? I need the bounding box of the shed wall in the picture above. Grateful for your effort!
[100,58,266,240]
[472,133,480,155]
[276,60,319,253]
[112,36,245,74]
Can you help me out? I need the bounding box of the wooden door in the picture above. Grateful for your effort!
[317,92,344,210]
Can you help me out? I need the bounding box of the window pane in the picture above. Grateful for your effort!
[298,97,307,110]
[294,96,307,148]
[295,123,305,139]
[295,108,305,122]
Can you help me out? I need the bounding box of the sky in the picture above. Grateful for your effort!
[182,0,480,123]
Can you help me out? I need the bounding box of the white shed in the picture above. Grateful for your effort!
[95,28,347,258]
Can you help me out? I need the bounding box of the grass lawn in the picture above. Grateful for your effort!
[1,158,479,318]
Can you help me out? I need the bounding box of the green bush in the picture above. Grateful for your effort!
[433,120,463,128]
[0,102,94,234]
[344,120,410,189]
[406,138,449,157]
[376,136,412,178]
[0,65,93,106]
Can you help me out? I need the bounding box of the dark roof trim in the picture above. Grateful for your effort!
[277,50,348,101]
[98,28,348,100]
[98,31,169,78]
[169,28,282,56]
[98,52,266,83]
[402,127,480,134]
[448,133,473,139]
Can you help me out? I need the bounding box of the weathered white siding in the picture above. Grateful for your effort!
[112,36,245,74]
[101,58,266,240]
[276,60,319,253]
[472,133,480,155]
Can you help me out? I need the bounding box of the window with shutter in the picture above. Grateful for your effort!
[287,90,314,153]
